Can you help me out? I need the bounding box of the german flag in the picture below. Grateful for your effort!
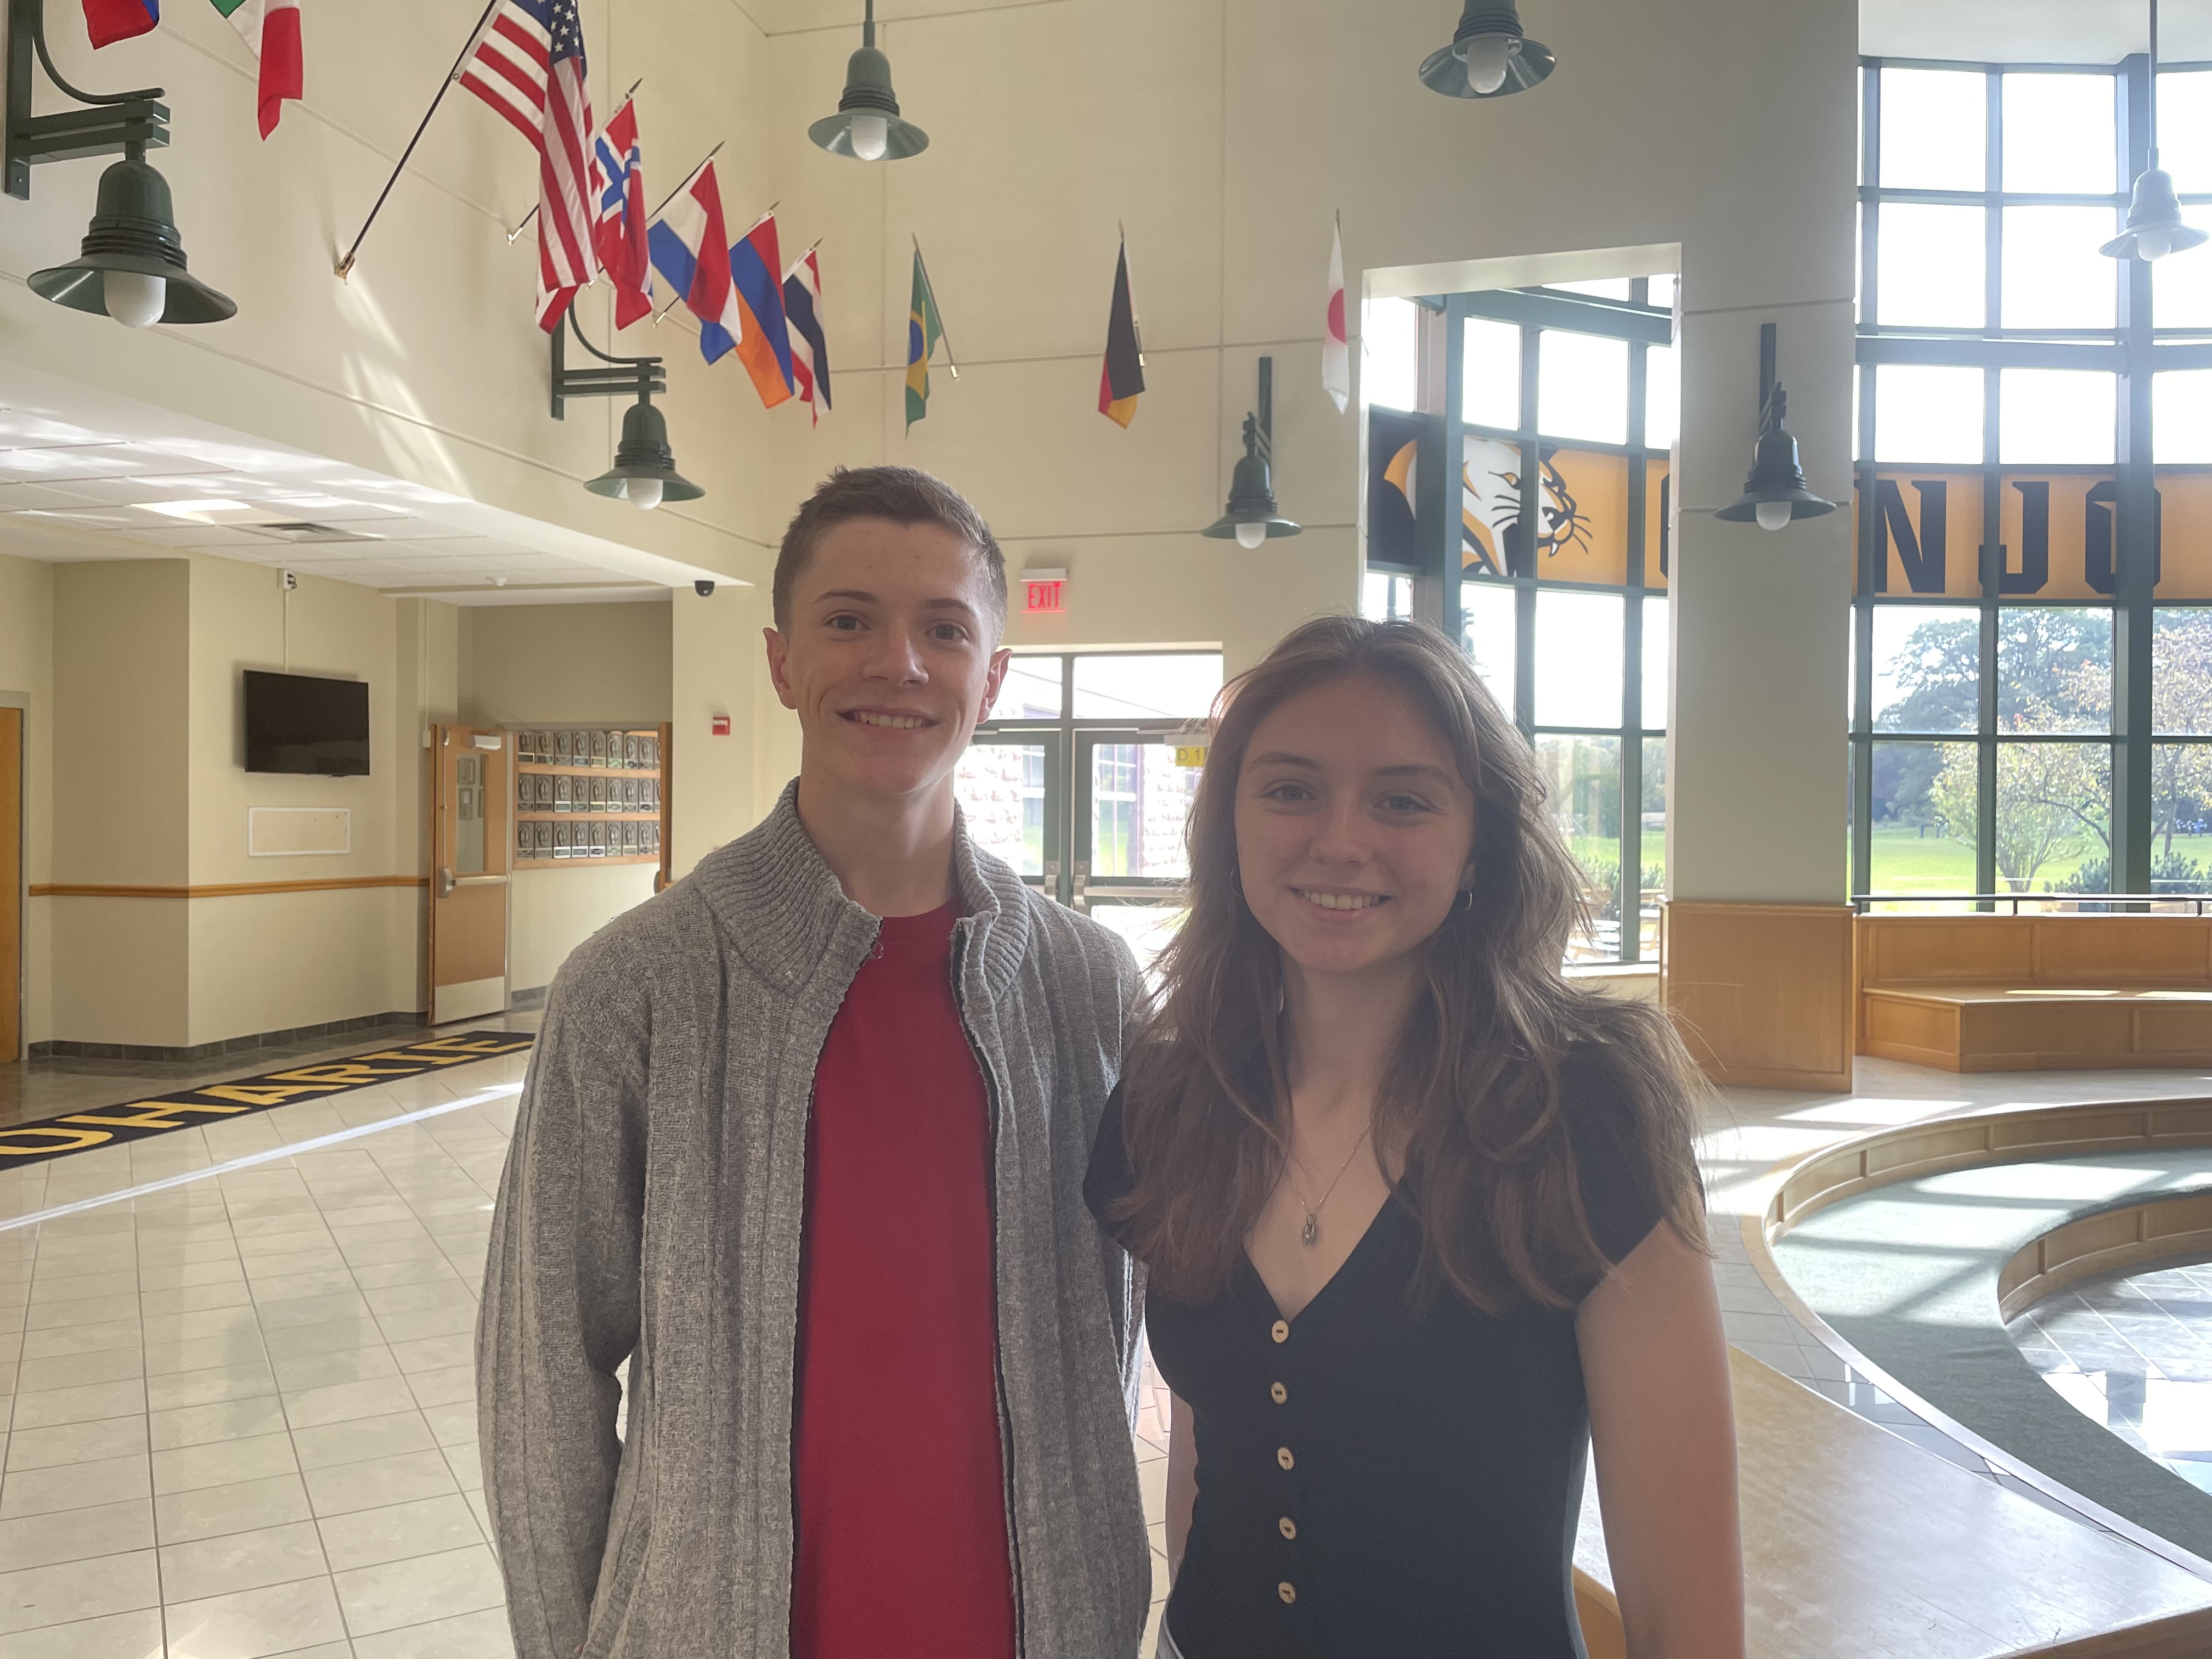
[1098,238,1144,428]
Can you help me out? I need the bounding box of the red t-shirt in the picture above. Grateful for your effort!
[790,901,1017,1659]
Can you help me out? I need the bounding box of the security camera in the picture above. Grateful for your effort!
[693,580,715,597]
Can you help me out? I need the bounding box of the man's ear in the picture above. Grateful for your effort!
[979,646,1013,723]
[764,627,799,712]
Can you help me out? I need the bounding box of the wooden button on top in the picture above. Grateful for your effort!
[1279,1516,1297,1541]
[1277,1446,1295,1471]
[1269,1381,1288,1405]
[1278,1581,1297,1605]
[1271,1319,1289,1344]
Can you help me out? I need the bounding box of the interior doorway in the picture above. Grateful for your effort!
[428,725,510,1025]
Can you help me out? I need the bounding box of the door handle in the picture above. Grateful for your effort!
[435,871,507,898]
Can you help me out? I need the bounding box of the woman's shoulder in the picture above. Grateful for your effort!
[1081,1080,1137,1245]
[1555,1040,1672,1268]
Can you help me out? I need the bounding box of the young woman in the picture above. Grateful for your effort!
[1087,616,1741,1659]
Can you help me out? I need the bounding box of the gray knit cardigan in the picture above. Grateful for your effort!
[478,784,1152,1659]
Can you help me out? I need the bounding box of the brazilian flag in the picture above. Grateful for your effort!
[906,248,944,432]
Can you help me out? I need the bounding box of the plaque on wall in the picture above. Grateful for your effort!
[622,734,638,768]
[538,775,555,809]
[552,731,569,764]
[585,730,603,766]
[621,823,639,855]
[647,823,659,853]
[517,822,532,857]
[552,823,571,857]
[645,735,659,769]
[535,822,552,857]
[584,778,602,811]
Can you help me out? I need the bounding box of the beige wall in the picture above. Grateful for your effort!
[511,864,657,994]
[50,561,191,1045]
[461,602,674,729]
[0,554,54,1044]
[672,583,776,877]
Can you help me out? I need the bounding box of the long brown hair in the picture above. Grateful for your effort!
[1116,615,1709,1313]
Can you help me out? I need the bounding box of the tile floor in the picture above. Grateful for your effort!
[0,1037,2188,1655]
[2009,1257,2212,1496]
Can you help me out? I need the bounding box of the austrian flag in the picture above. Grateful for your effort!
[209,0,303,138]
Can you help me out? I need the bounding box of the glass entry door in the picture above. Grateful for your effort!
[1075,730,1200,972]
[953,731,1066,901]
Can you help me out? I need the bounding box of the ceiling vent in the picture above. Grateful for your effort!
[249,522,384,545]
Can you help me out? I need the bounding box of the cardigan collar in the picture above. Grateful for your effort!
[689,779,1034,1001]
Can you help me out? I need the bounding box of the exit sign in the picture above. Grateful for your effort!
[1022,567,1068,614]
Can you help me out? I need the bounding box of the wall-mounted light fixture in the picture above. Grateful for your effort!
[1419,2,1554,99]
[1203,357,1301,549]
[809,0,927,162]
[1716,323,1835,532]
[551,313,702,512]
[2103,0,2207,262]
[8,0,234,326]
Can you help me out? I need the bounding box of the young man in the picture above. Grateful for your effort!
[479,467,1152,1659]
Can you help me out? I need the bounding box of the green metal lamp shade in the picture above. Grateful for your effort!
[2101,161,2209,261]
[1202,426,1302,543]
[1419,2,1554,98]
[28,155,235,324]
[584,402,704,506]
[809,43,928,159]
[1715,385,1835,527]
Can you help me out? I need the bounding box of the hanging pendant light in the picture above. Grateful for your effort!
[27,144,235,328]
[1203,358,1302,547]
[1716,324,1835,532]
[2103,0,2208,261]
[809,0,929,161]
[1418,2,1554,99]
[584,400,703,512]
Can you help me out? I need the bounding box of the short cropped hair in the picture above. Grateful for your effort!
[772,466,1007,634]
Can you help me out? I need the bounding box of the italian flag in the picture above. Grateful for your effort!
[210,0,301,138]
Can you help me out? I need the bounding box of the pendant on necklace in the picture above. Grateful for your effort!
[1301,1213,1319,1249]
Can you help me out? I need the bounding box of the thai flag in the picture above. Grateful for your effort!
[648,160,744,365]
[784,248,831,426]
[593,98,651,329]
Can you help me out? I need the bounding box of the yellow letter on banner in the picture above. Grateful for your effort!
[0,1126,113,1156]
[61,1102,253,1131]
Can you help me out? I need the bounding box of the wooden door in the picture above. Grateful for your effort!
[428,725,510,1025]
[0,707,19,1064]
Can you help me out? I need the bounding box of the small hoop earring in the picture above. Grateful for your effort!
[1455,889,1476,915]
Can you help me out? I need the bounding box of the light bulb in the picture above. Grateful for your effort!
[623,477,664,511]
[104,271,166,329]
[1235,522,1267,549]
[1463,35,1514,95]
[1754,499,1794,532]
[2136,226,2174,261]
[849,113,889,161]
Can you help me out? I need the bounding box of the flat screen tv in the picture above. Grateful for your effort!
[244,670,370,776]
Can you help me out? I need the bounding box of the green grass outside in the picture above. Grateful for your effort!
[1857,827,2212,893]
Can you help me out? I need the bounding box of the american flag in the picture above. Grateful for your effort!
[459,0,597,331]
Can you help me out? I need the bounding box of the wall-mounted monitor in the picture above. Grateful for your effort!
[244,670,370,777]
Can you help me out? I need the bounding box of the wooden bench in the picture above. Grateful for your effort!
[1857,915,2212,1071]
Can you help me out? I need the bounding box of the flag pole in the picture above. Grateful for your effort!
[1119,220,1146,369]
[335,0,502,280]
[913,233,960,380]
[646,142,725,221]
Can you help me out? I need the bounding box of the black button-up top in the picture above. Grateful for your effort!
[1085,1052,1662,1659]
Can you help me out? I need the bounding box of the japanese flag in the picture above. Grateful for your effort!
[1323,216,1350,414]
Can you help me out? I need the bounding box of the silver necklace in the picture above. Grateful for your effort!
[1283,1123,1374,1249]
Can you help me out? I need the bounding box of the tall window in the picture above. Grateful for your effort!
[1364,278,1677,961]
[1854,57,2212,902]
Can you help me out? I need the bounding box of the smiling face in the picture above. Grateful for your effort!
[764,516,1010,805]
[1234,673,1478,983]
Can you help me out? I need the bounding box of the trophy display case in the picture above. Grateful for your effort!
[510,724,670,874]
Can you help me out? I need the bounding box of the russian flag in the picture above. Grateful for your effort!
[730,215,794,410]
[647,161,743,365]
[83,0,157,48]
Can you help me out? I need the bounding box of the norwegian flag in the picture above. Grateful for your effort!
[594,98,651,329]
[459,0,597,331]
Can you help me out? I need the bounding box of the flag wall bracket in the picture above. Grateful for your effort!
[551,309,667,421]
[5,0,170,200]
